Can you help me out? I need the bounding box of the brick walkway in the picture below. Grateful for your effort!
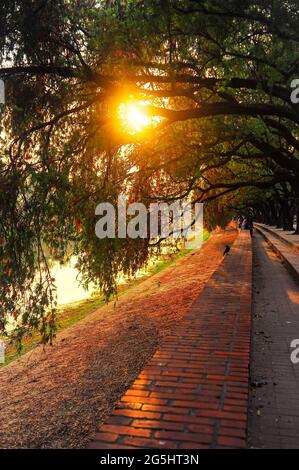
[88,232,253,449]
[248,232,299,448]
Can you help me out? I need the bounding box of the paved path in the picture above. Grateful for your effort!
[248,232,299,448]
[255,224,299,283]
[255,223,299,253]
[89,232,252,449]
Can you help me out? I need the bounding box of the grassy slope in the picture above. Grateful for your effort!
[1,231,210,367]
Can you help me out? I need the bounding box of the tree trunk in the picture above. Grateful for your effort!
[281,199,294,231]
[276,205,283,229]
[269,206,278,226]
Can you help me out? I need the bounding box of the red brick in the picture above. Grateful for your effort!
[178,442,210,449]
[223,404,247,413]
[121,396,168,405]
[134,379,152,385]
[113,409,161,420]
[116,402,142,410]
[172,400,218,410]
[141,404,189,414]
[162,371,203,379]
[187,424,214,434]
[123,437,178,448]
[135,386,174,393]
[125,390,150,397]
[139,374,178,383]
[92,432,118,443]
[154,431,212,444]
[220,419,246,429]
[217,436,246,448]
[108,416,132,425]
[156,381,197,389]
[150,391,199,401]
[196,410,247,421]
[225,397,247,405]
[100,424,151,438]
[132,419,184,431]
[163,414,213,425]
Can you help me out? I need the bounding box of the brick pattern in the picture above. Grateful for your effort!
[88,232,253,449]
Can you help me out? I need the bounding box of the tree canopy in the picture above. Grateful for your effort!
[1,0,299,345]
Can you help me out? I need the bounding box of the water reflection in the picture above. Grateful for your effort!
[51,257,95,306]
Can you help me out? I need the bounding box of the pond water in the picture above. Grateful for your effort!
[51,257,95,306]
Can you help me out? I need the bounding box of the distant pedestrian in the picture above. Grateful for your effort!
[248,220,254,238]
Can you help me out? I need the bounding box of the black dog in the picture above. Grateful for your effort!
[223,245,231,256]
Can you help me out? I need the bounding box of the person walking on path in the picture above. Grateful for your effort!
[248,220,254,238]
[241,218,247,231]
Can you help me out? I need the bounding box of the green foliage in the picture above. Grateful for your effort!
[1,0,299,344]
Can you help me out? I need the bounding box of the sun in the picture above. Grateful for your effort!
[118,101,152,134]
